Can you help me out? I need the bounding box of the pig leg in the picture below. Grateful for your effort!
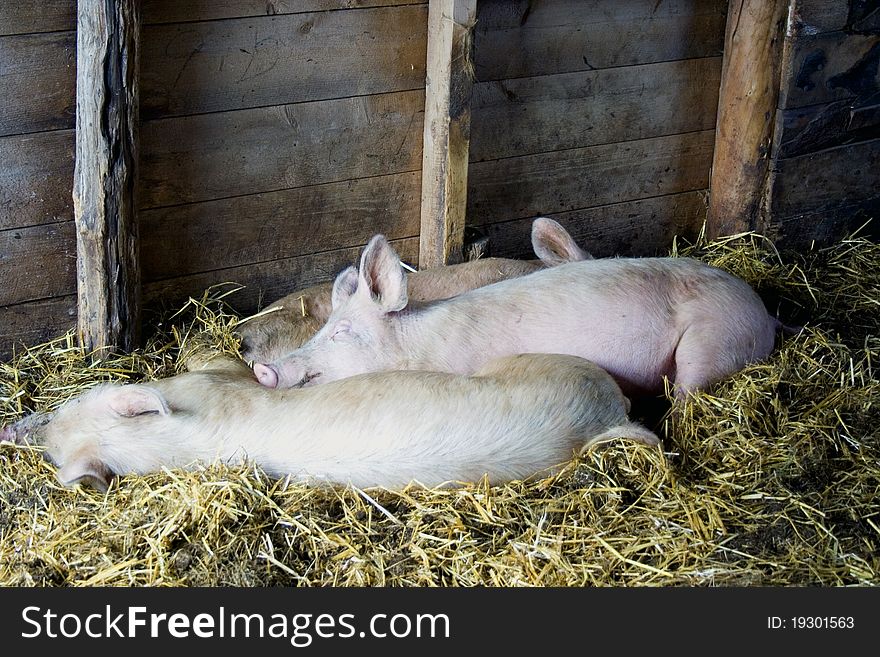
[671,322,769,399]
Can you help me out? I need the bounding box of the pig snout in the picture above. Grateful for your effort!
[253,362,280,388]
[253,360,319,388]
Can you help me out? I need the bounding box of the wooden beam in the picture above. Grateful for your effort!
[706,0,789,238]
[72,0,141,356]
[419,0,477,269]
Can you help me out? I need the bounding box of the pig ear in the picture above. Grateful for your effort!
[357,234,408,312]
[57,446,112,492]
[531,217,592,266]
[107,386,170,418]
[331,266,359,309]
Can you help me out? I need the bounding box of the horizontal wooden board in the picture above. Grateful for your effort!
[141,0,425,25]
[474,0,726,81]
[141,171,421,280]
[473,191,708,261]
[768,137,880,218]
[141,5,427,119]
[0,130,75,231]
[775,97,880,158]
[143,237,420,316]
[0,31,76,137]
[790,0,880,35]
[773,196,880,249]
[0,222,76,306]
[0,295,77,361]
[0,2,75,36]
[778,31,880,110]
[139,90,424,209]
[470,57,721,162]
[467,130,715,224]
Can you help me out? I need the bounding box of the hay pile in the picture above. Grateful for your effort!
[1,230,877,586]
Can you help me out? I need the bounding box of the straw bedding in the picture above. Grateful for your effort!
[1,229,877,586]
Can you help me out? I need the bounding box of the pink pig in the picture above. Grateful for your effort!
[238,217,591,363]
[11,353,657,491]
[253,231,780,398]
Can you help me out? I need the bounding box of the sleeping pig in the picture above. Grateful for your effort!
[237,217,591,363]
[8,353,656,491]
[253,233,781,399]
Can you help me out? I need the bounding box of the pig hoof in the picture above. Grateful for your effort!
[254,363,279,388]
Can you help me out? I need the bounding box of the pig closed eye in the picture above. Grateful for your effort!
[330,322,352,341]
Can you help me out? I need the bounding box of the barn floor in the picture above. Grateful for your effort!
[0,228,877,586]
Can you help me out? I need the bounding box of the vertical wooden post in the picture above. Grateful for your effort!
[73,0,141,356]
[706,0,789,238]
[419,0,477,269]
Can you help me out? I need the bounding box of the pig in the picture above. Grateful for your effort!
[10,353,657,491]
[253,234,781,399]
[237,217,591,363]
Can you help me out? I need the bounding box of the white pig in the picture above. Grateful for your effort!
[238,217,591,363]
[14,354,657,491]
[253,235,780,398]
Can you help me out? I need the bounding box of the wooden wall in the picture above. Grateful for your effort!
[765,0,880,246]
[0,1,428,358]
[465,0,727,259]
[0,4,78,356]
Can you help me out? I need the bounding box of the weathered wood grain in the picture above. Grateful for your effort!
[0,296,78,361]
[419,0,476,269]
[474,0,727,81]
[467,130,716,225]
[140,5,427,119]
[778,31,880,110]
[73,0,141,355]
[0,32,76,137]
[472,191,708,261]
[141,0,425,25]
[0,130,75,232]
[707,0,788,238]
[139,89,425,209]
[789,0,880,35]
[774,97,880,158]
[773,196,880,249]
[470,57,721,162]
[0,222,76,306]
[767,136,880,218]
[143,237,421,316]
[0,3,76,36]
[140,171,421,280]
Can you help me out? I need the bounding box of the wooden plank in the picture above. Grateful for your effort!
[143,237,421,316]
[778,31,880,110]
[0,130,75,232]
[0,222,76,306]
[141,0,425,25]
[773,196,880,249]
[0,3,76,36]
[73,0,141,355]
[774,98,880,158]
[767,137,880,218]
[0,296,77,361]
[789,0,880,35]
[140,171,421,281]
[419,0,477,269]
[140,5,428,120]
[466,130,716,225]
[473,191,708,261]
[0,32,76,137]
[706,0,788,238]
[474,0,727,81]
[470,57,721,162]
[788,0,846,35]
[139,89,425,209]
